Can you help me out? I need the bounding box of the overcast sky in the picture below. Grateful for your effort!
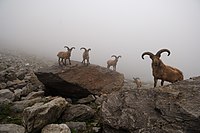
[0,0,200,82]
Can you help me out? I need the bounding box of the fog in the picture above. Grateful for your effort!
[0,0,200,82]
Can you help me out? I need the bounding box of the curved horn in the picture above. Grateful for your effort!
[111,55,117,58]
[117,55,122,58]
[80,47,86,50]
[141,52,154,59]
[71,47,75,50]
[155,49,170,58]
[88,48,91,51]
[64,46,70,50]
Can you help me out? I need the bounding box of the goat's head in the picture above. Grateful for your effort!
[142,49,170,67]
[80,47,91,52]
[69,47,75,51]
[111,55,121,60]
[64,46,75,51]
[133,77,140,80]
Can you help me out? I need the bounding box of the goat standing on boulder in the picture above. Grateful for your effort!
[57,46,75,66]
[107,55,121,71]
[80,47,91,65]
[142,49,183,87]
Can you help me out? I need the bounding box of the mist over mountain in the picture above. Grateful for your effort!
[0,0,200,82]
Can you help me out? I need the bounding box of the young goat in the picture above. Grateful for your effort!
[107,55,121,71]
[133,77,142,88]
[142,49,183,87]
[57,46,75,66]
[80,47,91,65]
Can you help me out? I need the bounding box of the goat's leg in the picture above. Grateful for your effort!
[161,80,164,86]
[69,59,71,65]
[87,58,90,65]
[58,58,61,65]
[64,59,66,66]
[154,78,158,87]
[113,66,116,71]
[107,65,110,69]
[61,58,64,65]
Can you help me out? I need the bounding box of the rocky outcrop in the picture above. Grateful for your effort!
[100,77,200,133]
[23,97,67,133]
[35,62,124,99]
[1,49,200,133]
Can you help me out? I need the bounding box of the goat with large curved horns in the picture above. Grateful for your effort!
[57,46,75,66]
[80,47,91,65]
[107,55,121,71]
[142,49,183,87]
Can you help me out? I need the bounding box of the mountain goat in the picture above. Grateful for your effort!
[107,55,121,71]
[133,77,142,88]
[57,46,75,66]
[142,49,183,87]
[80,47,91,65]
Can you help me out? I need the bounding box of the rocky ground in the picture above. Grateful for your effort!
[0,49,200,133]
[0,49,109,133]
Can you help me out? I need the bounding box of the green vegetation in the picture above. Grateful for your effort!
[0,104,22,125]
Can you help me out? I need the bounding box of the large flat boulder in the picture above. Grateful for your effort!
[35,61,124,99]
[100,76,200,133]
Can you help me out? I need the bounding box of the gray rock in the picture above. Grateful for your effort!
[23,97,68,133]
[95,94,108,105]
[0,124,25,133]
[13,80,27,89]
[0,98,12,105]
[21,83,36,97]
[22,90,44,100]
[0,89,14,101]
[92,127,101,133]
[11,97,43,112]
[14,89,23,101]
[41,124,71,133]
[65,122,86,132]
[9,87,15,92]
[0,82,7,89]
[16,68,27,80]
[77,94,96,104]
[6,81,15,87]
[5,67,17,81]
[62,104,95,122]
[6,79,26,89]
